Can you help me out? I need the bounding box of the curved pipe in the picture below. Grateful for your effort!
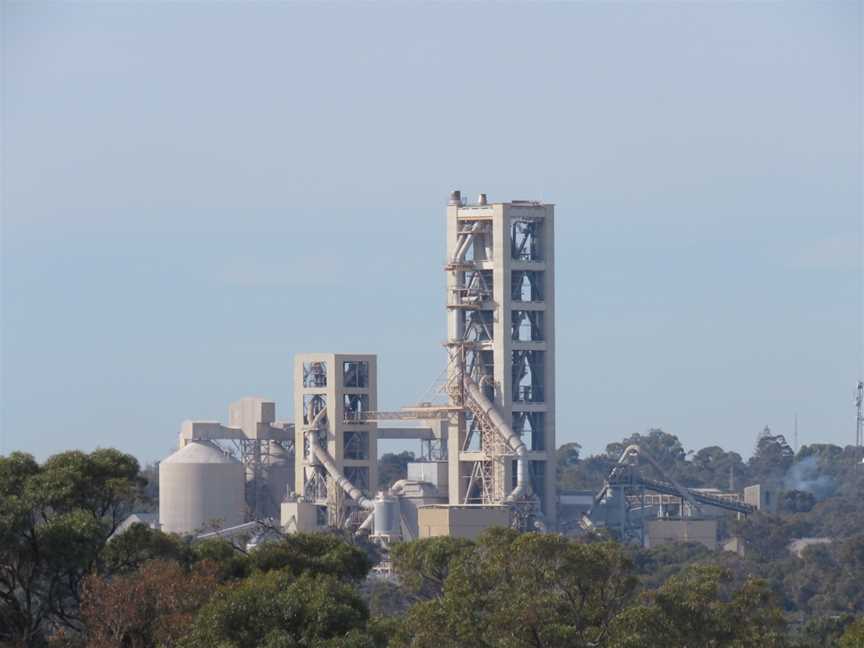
[357,510,375,532]
[388,479,409,495]
[304,412,374,511]
[452,222,484,262]
[462,377,530,501]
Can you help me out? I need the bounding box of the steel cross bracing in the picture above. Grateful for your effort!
[445,328,538,528]
[226,438,295,520]
[442,215,541,529]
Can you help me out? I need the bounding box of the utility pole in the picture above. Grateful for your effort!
[794,413,799,453]
[856,381,863,448]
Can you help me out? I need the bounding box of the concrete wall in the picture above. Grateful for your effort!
[281,500,322,533]
[744,484,778,514]
[645,519,718,550]
[418,504,511,540]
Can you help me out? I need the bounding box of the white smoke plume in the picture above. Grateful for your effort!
[783,456,836,500]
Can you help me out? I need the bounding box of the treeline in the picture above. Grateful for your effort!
[556,427,860,498]
[4,441,864,647]
[558,428,864,534]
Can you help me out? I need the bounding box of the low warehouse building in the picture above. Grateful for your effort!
[418,504,511,540]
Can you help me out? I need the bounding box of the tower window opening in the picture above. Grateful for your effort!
[463,310,494,342]
[511,271,544,302]
[457,269,493,304]
[460,221,492,262]
[303,394,327,425]
[513,412,545,451]
[512,350,544,403]
[463,412,482,452]
[343,430,369,460]
[343,361,369,388]
[511,219,543,261]
[302,361,327,387]
[512,310,544,342]
[344,466,370,493]
[343,394,369,423]
[465,349,495,400]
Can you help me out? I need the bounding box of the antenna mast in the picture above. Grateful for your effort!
[856,381,863,448]
[794,413,799,452]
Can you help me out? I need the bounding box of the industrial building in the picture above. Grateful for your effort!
[157,191,752,547]
[575,444,754,547]
[159,192,556,539]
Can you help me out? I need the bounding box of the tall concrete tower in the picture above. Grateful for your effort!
[444,191,556,528]
[294,354,378,526]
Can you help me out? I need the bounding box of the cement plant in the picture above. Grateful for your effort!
[156,191,771,553]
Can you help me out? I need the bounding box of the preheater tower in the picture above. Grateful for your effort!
[445,192,557,528]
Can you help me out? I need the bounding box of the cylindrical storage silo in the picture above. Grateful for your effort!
[159,441,245,535]
[373,493,400,538]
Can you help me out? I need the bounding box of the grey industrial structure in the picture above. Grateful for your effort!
[158,191,753,547]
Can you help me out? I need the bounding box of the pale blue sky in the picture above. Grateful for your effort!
[1,1,861,463]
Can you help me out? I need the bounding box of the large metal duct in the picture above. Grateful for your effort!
[463,377,530,501]
[159,441,245,535]
[305,428,374,510]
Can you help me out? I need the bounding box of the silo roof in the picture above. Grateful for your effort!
[161,441,239,465]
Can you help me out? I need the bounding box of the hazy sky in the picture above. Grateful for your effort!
[1,1,862,464]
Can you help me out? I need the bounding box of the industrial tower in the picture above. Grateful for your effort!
[294,354,378,527]
[444,191,557,528]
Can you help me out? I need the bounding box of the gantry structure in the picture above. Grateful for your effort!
[444,191,557,528]
[166,191,562,537]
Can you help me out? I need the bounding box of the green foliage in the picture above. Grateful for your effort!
[190,538,249,581]
[607,429,687,476]
[28,449,142,528]
[729,512,803,561]
[631,541,713,589]
[389,536,473,600]
[839,617,864,648]
[180,571,376,648]
[559,429,752,492]
[100,523,192,575]
[0,449,141,645]
[247,533,372,582]
[392,529,637,648]
[796,614,857,646]
[377,451,415,490]
[2,438,861,648]
[609,565,788,647]
[749,433,794,484]
[783,490,816,513]
[781,536,864,618]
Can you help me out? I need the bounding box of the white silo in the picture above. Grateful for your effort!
[159,441,246,535]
